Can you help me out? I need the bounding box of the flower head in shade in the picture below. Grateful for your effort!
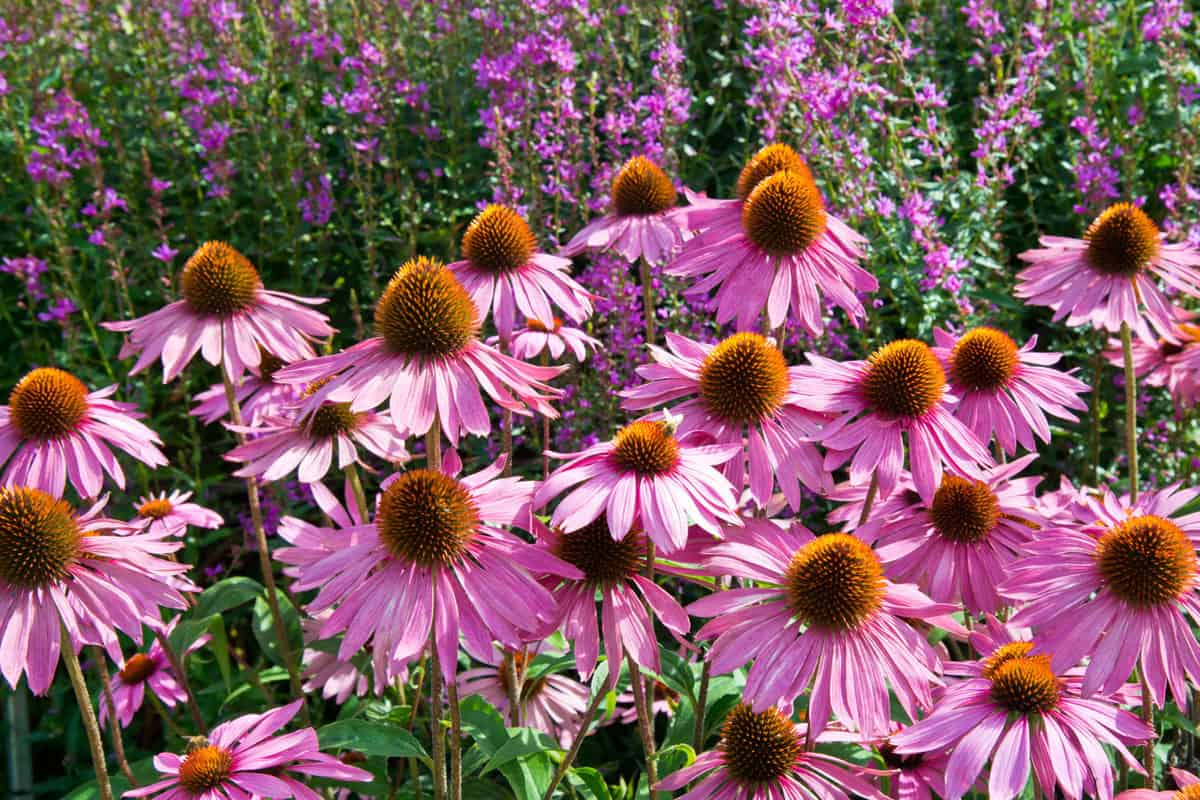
[611,679,680,725]
[99,618,209,729]
[275,257,563,444]
[124,700,372,800]
[191,349,303,425]
[457,648,590,745]
[667,143,876,333]
[793,339,993,501]
[656,703,887,800]
[1106,314,1200,409]
[103,241,333,382]
[277,450,580,684]
[1116,768,1200,799]
[933,327,1089,455]
[534,418,742,554]
[502,318,601,363]
[1004,483,1200,709]
[0,487,189,694]
[1016,202,1200,342]
[688,519,954,739]
[622,332,831,510]
[0,367,168,498]
[561,156,689,264]
[301,612,373,704]
[448,204,593,336]
[128,490,222,538]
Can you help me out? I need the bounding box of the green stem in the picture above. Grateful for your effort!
[540,690,605,800]
[345,462,370,521]
[447,675,463,800]
[60,626,113,800]
[1120,322,1139,503]
[428,630,447,800]
[92,648,138,787]
[857,471,880,527]
[152,630,206,734]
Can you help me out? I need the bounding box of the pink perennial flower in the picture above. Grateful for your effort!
[191,350,303,425]
[1106,314,1200,409]
[534,418,742,554]
[457,648,590,745]
[621,332,831,509]
[1116,768,1200,799]
[99,617,209,729]
[125,700,372,800]
[275,256,563,444]
[932,326,1089,455]
[502,317,601,363]
[127,490,222,538]
[1016,202,1200,342]
[103,241,333,382]
[448,204,593,336]
[0,487,189,694]
[0,367,167,498]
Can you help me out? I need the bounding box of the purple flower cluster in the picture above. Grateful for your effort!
[27,90,106,188]
[1069,113,1123,214]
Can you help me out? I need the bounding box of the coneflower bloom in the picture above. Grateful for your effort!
[688,519,954,739]
[933,327,1089,455]
[502,317,601,363]
[1116,768,1200,799]
[127,490,222,538]
[1016,202,1200,342]
[667,143,876,333]
[103,241,333,382]
[275,257,563,444]
[457,648,590,745]
[277,452,580,683]
[1106,315,1200,409]
[0,367,168,498]
[99,618,209,729]
[191,349,303,425]
[0,487,189,694]
[1004,483,1200,708]
[621,331,831,509]
[655,704,887,800]
[301,612,372,704]
[534,419,742,554]
[793,339,993,500]
[612,679,680,725]
[448,204,593,336]
[561,156,690,264]
[124,700,372,800]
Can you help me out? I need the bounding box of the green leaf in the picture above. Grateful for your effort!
[567,767,613,800]
[194,576,264,618]
[168,614,217,654]
[64,758,157,799]
[482,727,562,775]
[252,589,302,667]
[318,719,430,762]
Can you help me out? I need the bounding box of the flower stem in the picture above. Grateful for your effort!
[1141,670,1156,788]
[540,690,605,800]
[152,630,207,734]
[691,659,712,752]
[503,652,522,726]
[428,631,448,800]
[541,350,552,480]
[345,462,370,521]
[91,648,138,787]
[639,259,656,347]
[447,674,463,800]
[60,626,113,800]
[1120,322,1139,503]
[857,470,879,527]
[499,335,514,477]
[628,657,659,798]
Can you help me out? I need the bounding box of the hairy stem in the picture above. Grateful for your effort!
[540,690,606,800]
[628,657,659,798]
[345,461,370,521]
[447,675,463,800]
[91,648,137,787]
[1120,322,1139,503]
[639,259,656,347]
[60,626,113,800]
[428,631,447,800]
[857,470,879,527]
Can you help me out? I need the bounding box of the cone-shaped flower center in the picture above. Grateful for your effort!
[257,349,286,381]
[742,170,827,257]
[1096,515,1196,608]
[862,339,945,418]
[719,704,801,784]
[986,646,1060,715]
[462,205,537,274]
[375,257,478,357]
[930,476,1000,543]
[302,379,363,437]
[9,367,89,440]
[981,641,1037,679]
[1084,203,1161,277]
[699,333,789,425]
[377,469,479,568]
[180,241,261,316]
[784,533,884,631]
[498,651,547,700]
[526,317,563,333]
[1175,786,1200,800]
[179,744,234,793]
[0,487,81,589]
[611,156,677,216]
[611,420,680,476]
[137,499,174,520]
[950,327,1019,391]
[736,143,812,200]
[553,517,645,587]
[119,653,158,684]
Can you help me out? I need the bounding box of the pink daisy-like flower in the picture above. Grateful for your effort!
[612,679,680,725]
[0,367,168,498]
[932,327,1089,455]
[822,721,952,800]
[666,143,876,334]
[448,204,593,336]
[1015,202,1200,342]
[1004,482,1200,709]
[1116,768,1200,799]
[124,700,372,800]
[1105,315,1200,410]
[275,256,563,444]
[656,703,887,800]
[277,450,580,684]
[500,317,601,363]
[534,418,742,554]
[560,156,690,264]
[103,241,333,382]
[127,490,222,538]
[301,612,372,704]
[621,331,831,509]
[793,339,993,501]
[191,349,303,425]
[688,518,954,739]
[0,487,190,694]
[457,648,590,745]
[99,617,210,729]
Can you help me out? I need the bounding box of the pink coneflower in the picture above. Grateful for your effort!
[793,339,993,500]
[501,317,601,363]
[932,326,1089,455]
[1116,768,1200,799]
[0,367,168,498]
[275,256,563,444]
[191,349,303,425]
[534,418,742,554]
[127,490,222,538]
[655,704,887,800]
[621,331,831,509]
[1105,315,1200,409]
[99,618,209,729]
[688,519,953,739]
[103,241,333,381]
[612,679,680,725]
[1004,483,1200,708]
[561,156,690,264]
[277,451,580,683]
[1016,202,1200,342]
[448,204,593,335]
[0,487,189,694]
[666,143,876,333]
[301,612,372,704]
[124,700,372,800]
[457,648,590,745]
